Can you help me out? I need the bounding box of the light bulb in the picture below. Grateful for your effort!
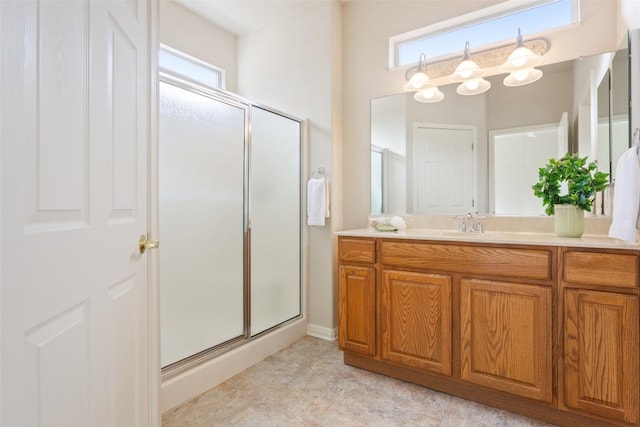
[409,72,429,88]
[466,79,480,91]
[510,48,530,68]
[458,60,476,79]
[452,59,482,82]
[502,45,542,72]
[514,69,529,81]
[422,88,435,99]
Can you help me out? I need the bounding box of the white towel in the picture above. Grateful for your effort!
[307,177,330,226]
[608,147,640,242]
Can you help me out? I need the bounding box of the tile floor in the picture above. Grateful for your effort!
[162,336,555,427]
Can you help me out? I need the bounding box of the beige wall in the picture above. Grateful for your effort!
[159,1,238,92]
[341,0,621,229]
[158,0,342,337]
[237,2,343,334]
[157,0,640,337]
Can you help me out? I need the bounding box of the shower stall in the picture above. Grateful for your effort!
[158,74,302,373]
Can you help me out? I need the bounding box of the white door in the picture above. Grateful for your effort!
[1,1,153,426]
[413,125,475,215]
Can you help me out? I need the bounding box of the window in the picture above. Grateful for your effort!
[390,0,579,69]
[159,44,225,89]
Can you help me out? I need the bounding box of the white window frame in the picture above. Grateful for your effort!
[159,44,226,90]
[389,0,580,70]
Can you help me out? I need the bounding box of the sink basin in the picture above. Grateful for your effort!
[414,230,630,246]
[439,230,488,238]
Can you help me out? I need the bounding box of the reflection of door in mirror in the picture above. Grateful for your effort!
[413,124,475,215]
[596,68,611,174]
[384,148,407,213]
[490,113,568,215]
[610,41,630,178]
[370,146,407,214]
[585,42,630,178]
[371,146,383,214]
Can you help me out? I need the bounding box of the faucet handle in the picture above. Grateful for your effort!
[473,212,486,233]
[454,215,467,232]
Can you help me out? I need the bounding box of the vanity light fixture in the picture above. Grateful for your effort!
[404,53,445,103]
[501,28,544,87]
[403,53,432,91]
[402,32,549,102]
[450,42,490,96]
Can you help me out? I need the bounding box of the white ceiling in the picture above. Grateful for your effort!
[175,0,328,36]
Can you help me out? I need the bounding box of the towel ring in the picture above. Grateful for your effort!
[312,167,326,178]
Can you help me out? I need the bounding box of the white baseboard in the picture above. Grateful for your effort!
[306,323,337,341]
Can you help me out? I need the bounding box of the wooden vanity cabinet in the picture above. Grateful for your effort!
[338,235,640,426]
[338,238,376,356]
[561,249,640,425]
[379,240,554,393]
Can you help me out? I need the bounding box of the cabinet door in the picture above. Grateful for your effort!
[381,270,452,375]
[564,289,639,424]
[338,265,376,356]
[461,279,552,402]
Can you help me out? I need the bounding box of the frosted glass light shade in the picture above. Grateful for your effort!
[403,71,431,91]
[503,68,543,86]
[456,78,490,95]
[450,59,483,82]
[501,46,543,72]
[414,86,444,103]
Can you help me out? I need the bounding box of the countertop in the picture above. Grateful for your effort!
[336,228,640,250]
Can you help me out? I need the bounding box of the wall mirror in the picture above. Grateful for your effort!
[371,35,633,216]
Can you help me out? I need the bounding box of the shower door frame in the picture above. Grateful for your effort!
[156,72,303,380]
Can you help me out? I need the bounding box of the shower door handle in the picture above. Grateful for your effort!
[139,234,159,254]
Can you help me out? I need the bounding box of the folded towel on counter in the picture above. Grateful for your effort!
[307,177,330,226]
[608,146,640,242]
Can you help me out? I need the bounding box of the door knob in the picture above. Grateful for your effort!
[139,234,159,254]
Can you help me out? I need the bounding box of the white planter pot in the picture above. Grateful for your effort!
[554,204,584,237]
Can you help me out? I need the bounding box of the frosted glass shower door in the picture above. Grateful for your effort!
[250,106,301,336]
[160,81,246,367]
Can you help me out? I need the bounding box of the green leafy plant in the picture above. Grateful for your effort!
[532,153,609,216]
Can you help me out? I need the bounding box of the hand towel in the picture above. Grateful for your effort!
[608,147,640,242]
[307,177,330,226]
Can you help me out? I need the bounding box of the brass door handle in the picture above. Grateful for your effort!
[139,234,159,254]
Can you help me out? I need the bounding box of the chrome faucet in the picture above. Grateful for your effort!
[456,212,485,233]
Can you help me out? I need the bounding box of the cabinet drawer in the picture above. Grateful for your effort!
[381,241,551,281]
[563,251,638,288]
[338,238,375,264]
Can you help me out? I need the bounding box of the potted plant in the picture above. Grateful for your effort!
[532,153,609,237]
